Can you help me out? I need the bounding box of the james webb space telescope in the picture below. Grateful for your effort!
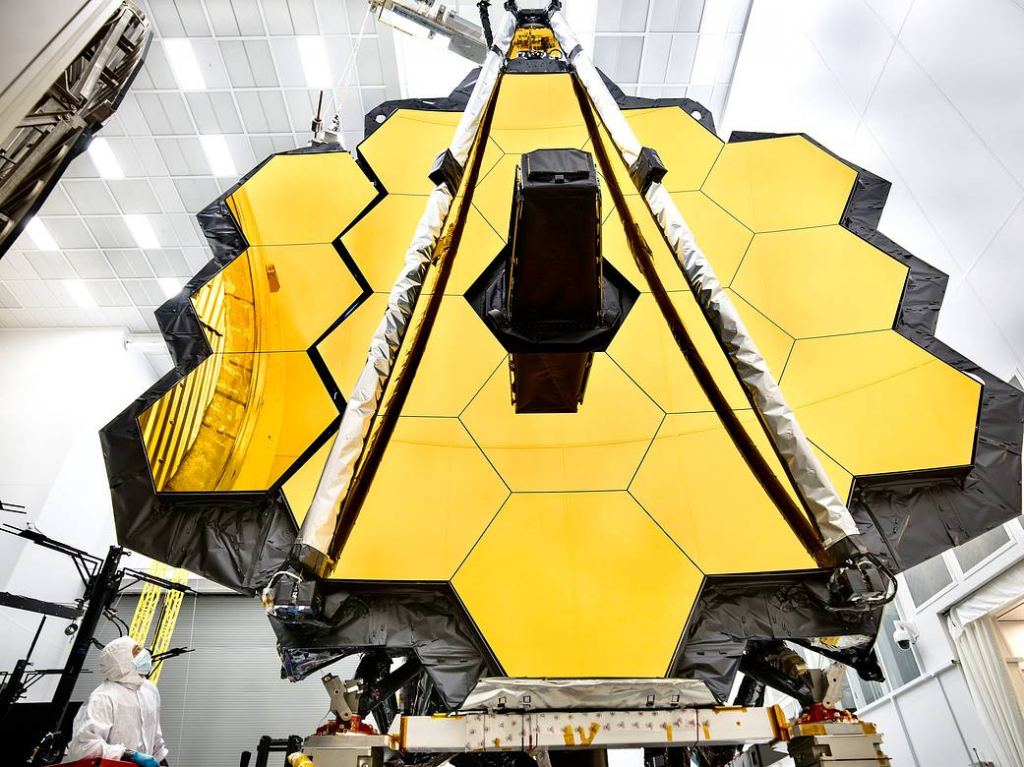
[100,2,1022,764]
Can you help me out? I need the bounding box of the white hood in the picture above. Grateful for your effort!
[98,636,143,687]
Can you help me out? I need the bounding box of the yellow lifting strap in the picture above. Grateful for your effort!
[149,567,188,684]
[128,561,168,643]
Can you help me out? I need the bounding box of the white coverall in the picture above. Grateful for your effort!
[65,636,169,763]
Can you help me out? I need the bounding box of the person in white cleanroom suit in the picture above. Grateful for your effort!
[65,636,168,767]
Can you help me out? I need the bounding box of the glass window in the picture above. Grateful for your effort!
[903,553,953,607]
[876,603,922,688]
[954,524,1011,573]
[845,604,922,711]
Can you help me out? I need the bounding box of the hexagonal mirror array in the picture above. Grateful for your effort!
[111,69,1000,684]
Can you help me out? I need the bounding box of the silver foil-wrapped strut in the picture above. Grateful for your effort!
[549,11,859,546]
[297,12,519,559]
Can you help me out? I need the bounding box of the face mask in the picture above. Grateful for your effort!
[133,649,153,676]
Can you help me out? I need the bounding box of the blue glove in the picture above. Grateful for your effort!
[129,752,160,767]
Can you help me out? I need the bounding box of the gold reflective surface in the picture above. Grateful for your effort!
[136,71,987,681]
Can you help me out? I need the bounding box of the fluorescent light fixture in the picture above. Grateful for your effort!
[199,135,236,177]
[699,0,737,34]
[63,279,98,309]
[25,217,59,250]
[157,278,181,299]
[124,214,159,249]
[164,39,206,90]
[89,138,124,179]
[691,34,726,86]
[297,37,332,88]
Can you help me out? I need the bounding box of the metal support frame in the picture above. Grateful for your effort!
[0,524,194,764]
[0,1,151,258]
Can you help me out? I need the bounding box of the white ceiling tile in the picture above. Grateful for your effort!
[799,0,892,112]
[86,217,137,249]
[185,91,220,133]
[64,180,120,215]
[148,0,186,37]
[247,39,281,86]
[665,33,698,82]
[24,251,75,279]
[174,177,222,212]
[143,44,180,89]
[901,0,1024,187]
[114,95,151,135]
[141,311,162,332]
[183,246,213,271]
[233,0,266,34]
[7,308,36,326]
[38,184,78,216]
[136,93,174,134]
[6,280,56,309]
[271,38,306,87]
[225,134,257,171]
[596,0,650,32]
[159,92,198,134]
[687,83,714,108]
[154,137,191,175]
[151,178,187,213]
[209,91,245,133]
[92,279,133,307]
[964,201,1024,369]
[343,0,371,32]
[0,307,25,326]
[936,281,1020,381]
[131,64,155,91]
[288,0,319,34]
[263,0,295,34]
[206,0,240,35]
[100,115,126,137]
[108,180,164,214]
[146,248,192,277]
[0,283,21,308]
[0,251,39,279]
[716,33,743,84]
[156,137,207,175]
[42,217,98,248]
[864,46,1023,266]
[593,35,644,83]
[65,250,115,279]
[640,35,672,83]
[650,0,704,33]
[192,39,231,88]
[220,40,255,87]
[175,0,212,36]
[107,250,156,278]
[124,278,168,305]
[728,0,753,33]
[167,214,203,246]
[355,36,385,86]
[862,0,913,37]
[249,134,278,159]
[236,91,275,132]
[284,89,319,132]
[324,34,354,84]
[316,0,349,34]
[61,150,100,179]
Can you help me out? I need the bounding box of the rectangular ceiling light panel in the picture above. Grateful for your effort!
[125,214,160,249]
[199,134,237,177]
[164,39,207,90]
[297,37,332,88]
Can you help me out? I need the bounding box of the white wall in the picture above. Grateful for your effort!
[726,1,1024,763]
[723,0,1024,382]
[0,328,158,700]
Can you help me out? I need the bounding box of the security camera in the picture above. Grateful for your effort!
[893,620,919,650]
